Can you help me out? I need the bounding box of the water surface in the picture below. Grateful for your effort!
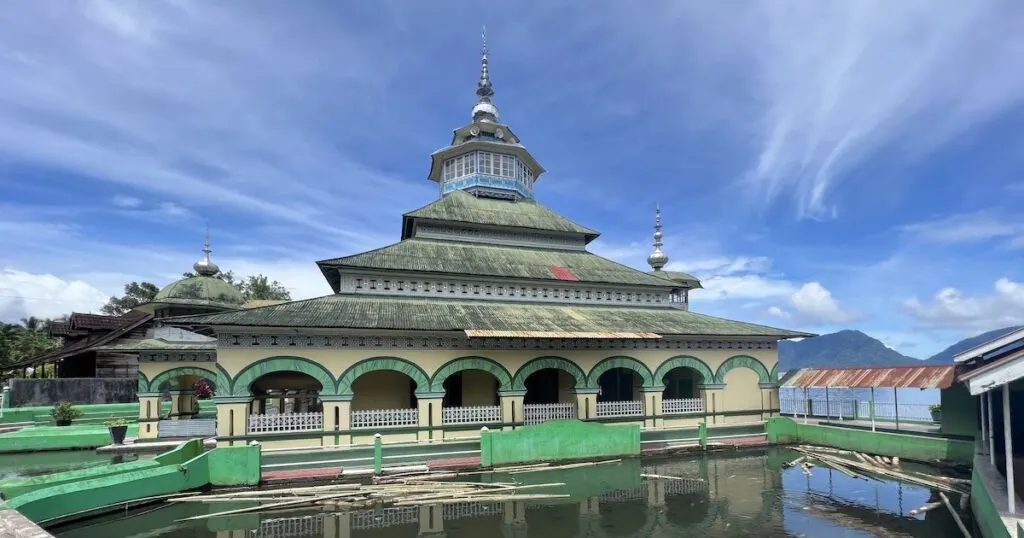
[51,447,968,538]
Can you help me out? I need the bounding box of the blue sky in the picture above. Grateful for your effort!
[1,1,1023,358]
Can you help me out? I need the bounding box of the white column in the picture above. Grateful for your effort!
[1004,384,1015,514]
[981,392,988,453]
[989,391,996,467]
[870,387,876,432]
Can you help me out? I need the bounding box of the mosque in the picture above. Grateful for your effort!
[134,40,809,447]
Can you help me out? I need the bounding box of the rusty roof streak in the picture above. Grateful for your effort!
[465,330,662,339]
[781,365,956,389]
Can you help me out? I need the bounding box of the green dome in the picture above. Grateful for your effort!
[154,275,245,307]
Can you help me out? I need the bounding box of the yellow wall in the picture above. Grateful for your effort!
[721,368,762,412]
[351,370,413,410]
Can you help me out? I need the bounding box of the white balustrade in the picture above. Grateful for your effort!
[595,400,643,418]
[781,398,939,423]
[662,398,704,415]
[350,408,418,430]
[442,405,502,425]
[247,412,323,434]
[523,402,577,425]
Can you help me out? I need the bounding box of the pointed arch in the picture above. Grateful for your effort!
[148,366,223,393]
[587,356,656,388]
[714,355,770,384]
[511,356,587,391]
[231,356,336,397]
[653,356,715,386]
[430,356,513,393]
[769,362,779,383]
[137,372,150,393]
[337,357,431,396]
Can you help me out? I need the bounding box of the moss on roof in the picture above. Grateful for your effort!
[403,190,599,239]
[170,294,811,338]
[317,238,675,288]
[153,275,245,308]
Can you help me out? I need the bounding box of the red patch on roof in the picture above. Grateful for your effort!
[548,265,579,281]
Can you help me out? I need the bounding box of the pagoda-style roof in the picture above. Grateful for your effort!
[169,294,811,338]
[401,190,599,242]
[316,237,675,291]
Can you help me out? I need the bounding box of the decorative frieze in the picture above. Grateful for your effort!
[217,333,777,351]
[139,351,216,362]
[337,274,675,306]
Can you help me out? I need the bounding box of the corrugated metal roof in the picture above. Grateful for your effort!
[465,330,661,339]
[781,365,955,389]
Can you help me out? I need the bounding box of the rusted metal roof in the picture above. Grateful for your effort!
[465,330,662,339]
[781,365,955,389]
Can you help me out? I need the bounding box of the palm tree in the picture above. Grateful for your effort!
[19,317,44,332]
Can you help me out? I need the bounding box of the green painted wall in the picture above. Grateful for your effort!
[4,439,260,524]
[0,424,140,454]
[941,384,978,438]
[0,400,216,425]
[972,467,1012,538]
[766,417,973,464]
[480,419,640,466]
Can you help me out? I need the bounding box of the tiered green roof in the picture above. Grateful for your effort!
[317,238,674,291]
[402,190,599,241]
[152,275,245,309]
[170,294,810,337]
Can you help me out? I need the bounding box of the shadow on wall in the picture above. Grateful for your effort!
[7,378,137,407]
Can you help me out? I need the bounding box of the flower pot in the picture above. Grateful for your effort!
[55,419,72,427]
[930,410,941,422]
[109,425,128,445]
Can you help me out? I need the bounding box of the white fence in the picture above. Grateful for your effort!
[780,398,938,423]
[442,405,501,425]
[662,398,703,415]
[350,408,418,430]
[248,412,323,434]
[158,418,217,438]
[596,400,643,418]
[523,402,576,425]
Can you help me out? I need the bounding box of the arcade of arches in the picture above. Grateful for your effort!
[137,346,781,447]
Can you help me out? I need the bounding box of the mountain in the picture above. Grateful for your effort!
[778,330,920,371]
[923,326,1021,364]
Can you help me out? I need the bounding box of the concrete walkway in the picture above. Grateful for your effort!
[0,509,53,537]
[96,437,216,454]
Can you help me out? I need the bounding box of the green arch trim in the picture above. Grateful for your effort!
[429,356,513,393]
[336,357,432,396]
[769,362,779,383]
[653,356,715,386]
[231,356,337,397]
[714,355,771,384]
[511,356,587,391]
[137,372,150,394]
[587,356,656,388]
[148,366,224,393]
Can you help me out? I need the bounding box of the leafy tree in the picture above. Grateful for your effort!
[101,282,160,315]
[0,323,61,369]
[180,270,291,301]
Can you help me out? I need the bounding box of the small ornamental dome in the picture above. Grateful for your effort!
[150,232,245,309]
[472,101,499,123]
[647,205,669,271]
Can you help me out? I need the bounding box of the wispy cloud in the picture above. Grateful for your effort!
[900,211,1024,245]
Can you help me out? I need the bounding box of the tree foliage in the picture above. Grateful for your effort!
[179,270,292,301]
[101,282,160,316]
[0,322,62,369]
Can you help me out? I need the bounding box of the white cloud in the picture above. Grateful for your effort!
[900,212,1024,245]
[0,269,109,322]
[904,277,1024,330]
[112,195,142,208]
[699,274,795,301]
[788,282,857,324]
[767,306,791,319]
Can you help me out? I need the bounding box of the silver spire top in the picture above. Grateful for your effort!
[472,26,499,122]
[192,226,221,277]
[647,205,669,271]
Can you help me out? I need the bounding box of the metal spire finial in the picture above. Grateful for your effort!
[647,205,669,271]
[472,26,499,122]
[193,225,221,277]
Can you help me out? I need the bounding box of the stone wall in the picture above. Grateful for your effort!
[8,378,137,407]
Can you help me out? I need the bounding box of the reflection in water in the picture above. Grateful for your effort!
[52,448,969,538]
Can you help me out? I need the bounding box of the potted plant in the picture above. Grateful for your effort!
[929,403,942,422]
[105,417,129,444]
[51,401,83,426]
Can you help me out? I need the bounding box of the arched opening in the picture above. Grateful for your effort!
[247,371,323,434]
[596,367,644,418]
[350,370,419,430]
[661,366,706,414]
[154,372,218,438]
[523,368,577,425]
[441,369,501,426]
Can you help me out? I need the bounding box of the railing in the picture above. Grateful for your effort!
[523,402,576,425]
[595,400,643,418]
[662,398,703,414]
[247,412,323,434]
[780,398,938,423]
[442,405,501,425]
[158,418,217,438]
[350,408,418,430]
